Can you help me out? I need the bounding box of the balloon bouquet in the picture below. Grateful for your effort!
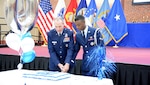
[5,0,38,69]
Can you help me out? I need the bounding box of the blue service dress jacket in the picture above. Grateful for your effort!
[73,26,105,76]
[47,28,74,72]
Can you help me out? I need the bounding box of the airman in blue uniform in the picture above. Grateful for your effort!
[73,15,105,76]
[47,17,74,73]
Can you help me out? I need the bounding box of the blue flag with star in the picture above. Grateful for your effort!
[105,0,128,43]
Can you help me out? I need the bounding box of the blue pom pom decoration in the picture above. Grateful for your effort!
[85,46,117,79]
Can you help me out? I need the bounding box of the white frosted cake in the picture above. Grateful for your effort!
[22,70,71,81]
[0,69,114,85]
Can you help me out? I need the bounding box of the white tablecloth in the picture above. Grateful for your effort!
[0,69,113,85]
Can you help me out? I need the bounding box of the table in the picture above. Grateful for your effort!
[0,69,113,85]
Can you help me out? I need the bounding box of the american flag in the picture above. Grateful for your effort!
[36,0,54,44]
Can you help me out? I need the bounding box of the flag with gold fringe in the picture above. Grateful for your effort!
[105,0,128,44]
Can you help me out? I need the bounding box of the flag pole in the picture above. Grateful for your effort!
[113,43,119,48]
[42,42,47,47]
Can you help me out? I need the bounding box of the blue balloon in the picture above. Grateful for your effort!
[21,50,36,63]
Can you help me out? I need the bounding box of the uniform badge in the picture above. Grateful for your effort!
[52,41,57,45]
[90,42,95,46]
[65,44,68,47]
[63,33,70,42]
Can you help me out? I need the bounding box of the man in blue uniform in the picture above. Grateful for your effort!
[47,17,74,73]
[73,15,105,76]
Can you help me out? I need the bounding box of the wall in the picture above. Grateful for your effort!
[123,0,150,22]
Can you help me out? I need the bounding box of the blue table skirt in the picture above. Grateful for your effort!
[108,23,150,48]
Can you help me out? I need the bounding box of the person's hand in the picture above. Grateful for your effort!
[58,63,64,71]
[62,63,70,73]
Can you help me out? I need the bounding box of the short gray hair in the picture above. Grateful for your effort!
[53,17,64,23]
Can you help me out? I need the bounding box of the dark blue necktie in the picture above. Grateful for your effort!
[82,31,85,39]
[58,33,61,36]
